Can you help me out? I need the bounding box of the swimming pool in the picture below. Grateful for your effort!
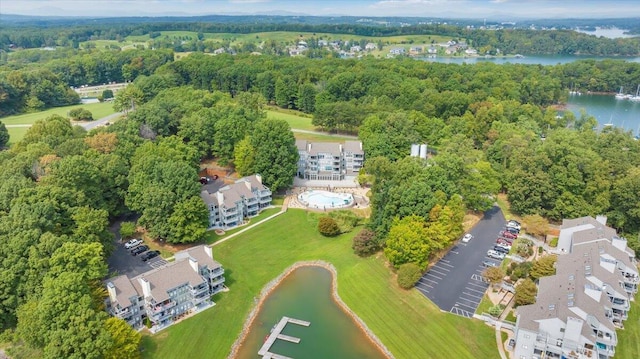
[298,190,354,209]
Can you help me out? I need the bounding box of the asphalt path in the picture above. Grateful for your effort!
[80,111,123,130]
[416,205,506,317]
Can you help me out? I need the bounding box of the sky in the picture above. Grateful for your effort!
[1,0,640,19]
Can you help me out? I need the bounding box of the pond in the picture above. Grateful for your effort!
[234,266,388,359]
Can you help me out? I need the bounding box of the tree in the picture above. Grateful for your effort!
[522,214,549,239]
[0,121,8,149]
[530,255,557,280]
[296,83,317,113]
[17,115,74,150]
[482,266,506,289]
[102,89,114,100]
[352,229,380,257]
[318,217,340,237]
[249,119,298,192]
[397,263,423,289]
[104,317,141,359]
[84,132,118,154]
[460,161,500,212]
[113,84,144,113]
[166,196,209,243]
[515,278,538,307]
[119,222,136,240]
[233,136,255,176]
[68,107,94,121]
[384,215,436,268]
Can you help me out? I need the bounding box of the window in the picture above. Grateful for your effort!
[569,274,575,280]
[522,345,528,349]
[549,304,555,311]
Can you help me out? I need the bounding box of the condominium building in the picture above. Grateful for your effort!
[296,140,364,181]
[200,174,272,229]
[105,245,225,331]
[514,216,638,359]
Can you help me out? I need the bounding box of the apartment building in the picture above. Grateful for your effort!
[296,140,364,181]
[514,216,638,359]
[200,174,272,229]
[105,245,225,331]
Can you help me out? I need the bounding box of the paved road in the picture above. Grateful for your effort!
[416,205,506,318]
[80,111,123,130]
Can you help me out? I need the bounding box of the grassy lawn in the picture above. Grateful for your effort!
[617,296,640,359]
[6,126,29,145]
[142,209,498,359]
[0,102,116,126]
[266,109,316,131]
[204,207,282,244]
[475,294,494,315]
[293,132,356,143]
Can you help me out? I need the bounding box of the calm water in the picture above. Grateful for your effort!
[567,93,640,134]
[235,266,387,359]
[575,27,639,39]
[419,54,640,65]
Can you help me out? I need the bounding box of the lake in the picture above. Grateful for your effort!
[567,93,640,134]
[419,54,640,66]
[234,266,387,359]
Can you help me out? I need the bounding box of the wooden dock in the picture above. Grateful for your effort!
[258,316,311,358]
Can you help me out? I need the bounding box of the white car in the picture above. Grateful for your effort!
[462,233,473,243]
[124,238,143,249]
[487,250,505,260]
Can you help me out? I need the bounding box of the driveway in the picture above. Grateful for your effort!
[416,205,506,317]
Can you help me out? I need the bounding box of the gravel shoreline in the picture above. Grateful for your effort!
[227,260,395,359]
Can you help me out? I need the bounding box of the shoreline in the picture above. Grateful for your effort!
[227,260,395,359]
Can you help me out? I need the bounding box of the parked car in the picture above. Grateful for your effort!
[506,221,521,231]
[462,233,473,243]
[500,231,517,239]
[496,239,512,246]
[124,238,142,249]
[131,245,149,256]
[482,260,498,267]
[505,227,520,234]
[487,250,505,260]
[141,250,160,262]
[493,245,510,254]
[507,220,521,226]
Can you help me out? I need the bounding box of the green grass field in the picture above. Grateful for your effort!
[293,131,356,143]
[266,109,316,131]
[617,296,640,359]
[204,207,281,244]
[0,102,116,126]
[142,209,498,359]
[6,127,29,145]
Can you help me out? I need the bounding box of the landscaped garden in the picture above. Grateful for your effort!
[141,209,498,359]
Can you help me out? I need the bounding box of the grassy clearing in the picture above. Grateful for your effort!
[266,109,316,131]
[293,132,356,143]
[6,127,29,145]
[617,297,640,359]
[0,102,116,126]
[142,209,498,359]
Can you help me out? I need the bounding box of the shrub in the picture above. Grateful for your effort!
[68,108,94,121]
[397,263,423,289]
[318,216,340,237]
[352,228,380,257]
[102,89,114,99]
[549,237,558,247]
[515,278,538,306]
[488,304,504,317]
[329,210,360,233]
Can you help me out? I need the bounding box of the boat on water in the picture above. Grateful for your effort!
[615,86,629,100]
[630,84,640,102]
[569,83,582,96]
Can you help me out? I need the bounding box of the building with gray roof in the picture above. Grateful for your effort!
[513,216,638,359]
[296,140,364,181]
[105,245,225,332]
[200,174,272,229]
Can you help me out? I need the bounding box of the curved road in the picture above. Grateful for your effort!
[4,112,123,131]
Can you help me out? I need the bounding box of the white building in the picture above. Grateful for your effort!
[513,216,638,359]
[200,175,272,229]
[296,140,364,181]
[105,245,225,331]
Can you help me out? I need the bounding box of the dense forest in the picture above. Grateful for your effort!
[2,28,640,357]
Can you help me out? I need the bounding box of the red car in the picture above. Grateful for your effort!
[496,238,512,246]
[500,231,517,239]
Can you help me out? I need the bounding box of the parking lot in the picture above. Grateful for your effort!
[415,205,506,318]
[107,239,167,277]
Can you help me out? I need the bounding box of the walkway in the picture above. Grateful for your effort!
[3,112,123,131]
[212,199,290,247]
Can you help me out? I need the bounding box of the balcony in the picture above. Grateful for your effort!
[150,300,176,313]
[245,197,257,204]
[191,286,209,296]
[259,196,272,203]
[209,268,224,276]
[210,276,226,287]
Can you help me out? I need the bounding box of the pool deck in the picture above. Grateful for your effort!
[287,187,370,211]
[258,316,311,358]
